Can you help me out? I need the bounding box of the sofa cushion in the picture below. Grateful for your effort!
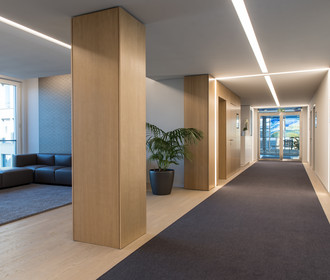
[34,166,63,184]
[55,167,72,186]
[37,154,55,166]
[0,167,33,188]
[55,155,71,167]
[12,154,37,167]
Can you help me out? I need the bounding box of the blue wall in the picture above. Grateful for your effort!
[39,74,71,153]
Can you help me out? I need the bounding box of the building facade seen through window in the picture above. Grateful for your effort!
[0,83,16,167]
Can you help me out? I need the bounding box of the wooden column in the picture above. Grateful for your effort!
[184,75,215,191]
[72,7,146,248]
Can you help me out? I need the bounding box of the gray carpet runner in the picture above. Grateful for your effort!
[99,161,330,280]
[0,184,72,225]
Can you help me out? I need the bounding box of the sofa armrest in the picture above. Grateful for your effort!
[12,154,37,167]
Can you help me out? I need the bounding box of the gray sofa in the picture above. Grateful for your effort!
[0,167,33,189]
[13,153,72,186]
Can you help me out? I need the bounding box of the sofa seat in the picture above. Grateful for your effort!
[35,166,64,184]
[55,167,72,186]
[0,167,33,189]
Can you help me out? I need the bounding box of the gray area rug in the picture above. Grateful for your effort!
[0,184,72,225]
[99,161,330,280]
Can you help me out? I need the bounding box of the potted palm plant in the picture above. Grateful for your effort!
[146,122,203,195]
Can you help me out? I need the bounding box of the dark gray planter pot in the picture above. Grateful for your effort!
[149,169,174,195]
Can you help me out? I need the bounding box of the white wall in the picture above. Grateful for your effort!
[240,105,253,165]
[21,78,39,153]
[146,77,184,187]
[309,72,329,192]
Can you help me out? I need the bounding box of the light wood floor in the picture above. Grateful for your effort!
[304,163,330,223]
[0,161,329,280]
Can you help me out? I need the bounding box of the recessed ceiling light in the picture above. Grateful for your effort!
[264,76,280,107]
[0,16,71,49]
[217,68,330,80]
[232,0,267,73]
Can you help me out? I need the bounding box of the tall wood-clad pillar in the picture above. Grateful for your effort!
[184,75,215,191]
[72,7,146,248]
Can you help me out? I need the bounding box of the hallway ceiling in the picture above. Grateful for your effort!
[0,0,329,106]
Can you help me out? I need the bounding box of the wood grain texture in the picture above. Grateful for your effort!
[218,98,226,179]
[72,8,120,248]
[216,81,241,179]
[226,102,241,176]
[118,8,146,248]
[184,75,210,190]
[183,77,241,187]
[72,7,146,248]
[217,81,241,106]
[208,77,216,189]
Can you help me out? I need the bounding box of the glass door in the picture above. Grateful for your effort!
[259,115,280,159]
[0,82,18,167]
[259,112,301,161]
[283,115,300,160]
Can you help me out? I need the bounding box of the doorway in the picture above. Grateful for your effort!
[258,111,301,161]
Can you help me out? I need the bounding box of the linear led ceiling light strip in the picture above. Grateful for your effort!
[217,68,330,80]
[0,16,71,49]
[231,0,280,106]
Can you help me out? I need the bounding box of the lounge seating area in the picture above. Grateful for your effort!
[0,153,72,189]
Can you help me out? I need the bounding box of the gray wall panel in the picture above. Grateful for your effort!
[39,74,71,153]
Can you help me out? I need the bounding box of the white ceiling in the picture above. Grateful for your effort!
[0,0,329,106]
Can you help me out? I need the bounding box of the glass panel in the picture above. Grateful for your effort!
[283,115,300,160]
[0,83,16,167]
[259,115,280,159]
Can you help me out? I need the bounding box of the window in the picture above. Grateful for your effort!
[2,154,12,167]
[0,80,21,167]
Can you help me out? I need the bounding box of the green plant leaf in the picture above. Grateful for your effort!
[146,122,203,171]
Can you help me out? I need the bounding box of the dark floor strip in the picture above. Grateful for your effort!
[99,161,330,280]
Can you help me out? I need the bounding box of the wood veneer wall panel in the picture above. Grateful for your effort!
[118,8,146,248]
[217,81,241,106]
[72,7,146,248]
[216,81,241,179]
[208,78,215,189]
[184,75,209,190]
[184,77,240,188]
[72,8,120,248]
[218,98,227,179]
